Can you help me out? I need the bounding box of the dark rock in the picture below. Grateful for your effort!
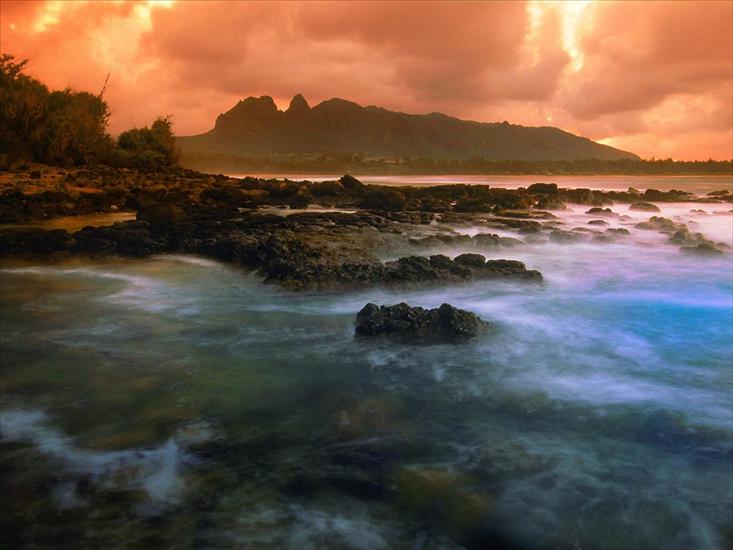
[472,233,522,248]
[361,188,406,211]
[30,170,42,179]
[680,243,724,256]
[288,193,311,209]
[629,201,661,212]
[635,216,679,232]
[549,230,587,244]
[588,219,609,226]
[481,259,543,281]
[592,235,615,243]
[585,207,616,216]
[0,228,75,255]
[534,196,567,210]
[355,302,490,343]
[137,203,187,223]
[454,253,487,268]
[494,209,557,220]
[310,180,346,197]
[409,234,473,248]
[492,218,542,233]
[527,183,558,195]
[561,188,612,206]
[339,174,365,191]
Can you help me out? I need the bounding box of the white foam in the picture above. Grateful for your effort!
[0,409,202,505]
[153,254,224,268]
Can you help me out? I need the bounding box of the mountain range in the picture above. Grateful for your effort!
[176,94,639,161]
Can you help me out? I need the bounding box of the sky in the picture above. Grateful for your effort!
[1,0,731,160]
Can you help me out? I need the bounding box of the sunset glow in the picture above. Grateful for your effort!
[1,0,731,159]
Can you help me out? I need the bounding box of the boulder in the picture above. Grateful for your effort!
[339,174,365,191]
[635,216,679,232]
[454,253,488,268]
[534,196,567,210]
[629,201,661,212]
[585,207,616,216]
[549,230,587,244]
[472,233,522,248]
[680,243,724,256]
[527,183,558,195]
[355,302,490,343]
[361,188,407,211]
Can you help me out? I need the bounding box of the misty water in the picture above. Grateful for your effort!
[1,194,732,548]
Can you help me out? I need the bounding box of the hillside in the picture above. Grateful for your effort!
[177,94,640,161]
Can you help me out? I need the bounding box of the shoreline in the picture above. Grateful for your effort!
[1,165,730,292]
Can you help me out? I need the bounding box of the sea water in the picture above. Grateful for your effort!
[1,201,731,548]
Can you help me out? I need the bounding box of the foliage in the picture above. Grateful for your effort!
[0,54,50,162]
[114,116,179,168]
[0,53,178,169]
[45,89,114,164]
[180,151,733,176]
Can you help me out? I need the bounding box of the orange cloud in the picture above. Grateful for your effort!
[1,0,730,160]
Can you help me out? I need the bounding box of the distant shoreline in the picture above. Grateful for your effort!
[180,154,733,178]
[221,172,733,179]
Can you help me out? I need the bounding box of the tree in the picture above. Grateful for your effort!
[0,54,49,162]
[45,89,113,164]
[0,53,113,166]
[116,116,179,168]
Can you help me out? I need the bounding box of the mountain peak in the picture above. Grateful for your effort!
[286,93,310,115]
[186,94,640,161]
[227,95,278,118]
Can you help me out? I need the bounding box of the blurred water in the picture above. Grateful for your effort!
[1,203,732,549]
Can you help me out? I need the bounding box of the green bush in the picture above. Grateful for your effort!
[115,116,179,169]
[1,53,179,170]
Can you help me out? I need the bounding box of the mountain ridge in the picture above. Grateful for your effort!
[177,94,640,161]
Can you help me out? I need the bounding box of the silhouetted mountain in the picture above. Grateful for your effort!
[177,94,639,161]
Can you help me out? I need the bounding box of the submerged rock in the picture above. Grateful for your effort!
[635,216,679,232]
[549,229,587,244]
[472,233,522,248]
[606,227,631,236]
[585,207,616,216]
[355,302,490,343]
[680,243,724,256]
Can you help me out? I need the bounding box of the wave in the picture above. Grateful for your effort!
[0,409,214,506]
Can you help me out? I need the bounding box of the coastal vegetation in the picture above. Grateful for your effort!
[3,55,730,176]
[0,54,176,169]
[180,151,733,176]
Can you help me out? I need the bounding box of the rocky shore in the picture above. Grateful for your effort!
[1,165,731,291]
